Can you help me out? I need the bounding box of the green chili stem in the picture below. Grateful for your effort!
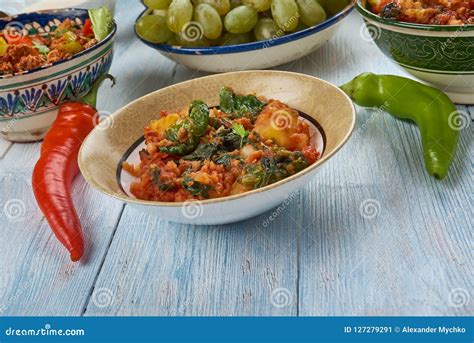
[81,74,115,108]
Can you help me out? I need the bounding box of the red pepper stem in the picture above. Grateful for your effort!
[80,74,115,108]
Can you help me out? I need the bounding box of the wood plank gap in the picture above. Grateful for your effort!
[0,141,13,159]
[81,203,126,316]
[170,64,178,80]
[467,106,473,120]
[296,191,303,317]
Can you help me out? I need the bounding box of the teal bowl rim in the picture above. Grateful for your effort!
[356,0,474,32]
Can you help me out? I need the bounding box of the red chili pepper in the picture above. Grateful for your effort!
[32,74,114,262]
[6,35,33,46]
[83,18,94,37]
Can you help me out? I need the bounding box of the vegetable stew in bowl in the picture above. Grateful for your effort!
[0,6,113,78]
[122,87,320,202]
[0,7,116,142]
[367,0,473,25]
[78,71,355,225]
[0,17,97,75]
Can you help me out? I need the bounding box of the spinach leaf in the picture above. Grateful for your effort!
[182,176,212,198]
[219,87,235,114]
[213,153,241,167]
[148,166,176,191]
[160,100,210,155]
[219,86,265,119]
[182,143,219,161]
[217,128,242,151]
[240,152,308,189]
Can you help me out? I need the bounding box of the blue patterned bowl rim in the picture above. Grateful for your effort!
[0,8,117,79]
[356,0,474,32]
[134,1,356,55]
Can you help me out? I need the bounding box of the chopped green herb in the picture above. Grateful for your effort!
[232,122,249,148]
[33,41,49,55]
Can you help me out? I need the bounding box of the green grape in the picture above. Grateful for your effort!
[136,14,174,43]
[271,0,299,31]
[166,34,180,45]
[296,0,326,26]
[166,0,193,33]
[152,9,168,16]
[242,0,271,12]
[194,3,222,40]
[224,5,258,34]
[220,32,252,45]
[321,0,349,16]
[176,31,211,46]
[193,0,231,16]
[253,18,280,41]
[290,20,308,32]
[144,0,172,10]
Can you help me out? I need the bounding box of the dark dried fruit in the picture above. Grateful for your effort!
[381,2,401,20]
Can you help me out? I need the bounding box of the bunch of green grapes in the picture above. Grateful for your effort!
[135,0,350,46]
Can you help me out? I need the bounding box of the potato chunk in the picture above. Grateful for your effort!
[149,113,180,138]
[253,100,309,151]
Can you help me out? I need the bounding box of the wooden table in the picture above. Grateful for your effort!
[0,1,472,316]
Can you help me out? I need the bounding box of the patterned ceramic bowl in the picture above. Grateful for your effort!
[0,8,116,142]
[135,2,355,73]
[356,0,474,104]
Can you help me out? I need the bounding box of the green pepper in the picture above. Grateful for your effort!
[88,6,114,42]
[340,73,459,180]
[62,31,77,42]
[160,100,209,155]
[59,41,84,54]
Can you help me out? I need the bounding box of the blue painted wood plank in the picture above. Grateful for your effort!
[291,14,473,315]
[0,143,125,315]
[1,2,472,317]
[297,104,472,315]
[0,140,12,159]
[85,12,472,316]
[83,200,299,316]
[0,0,173,314]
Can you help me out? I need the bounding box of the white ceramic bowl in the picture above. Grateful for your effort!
[78,71,356,225]
[0,8,116,142]
[134,2,355,73]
